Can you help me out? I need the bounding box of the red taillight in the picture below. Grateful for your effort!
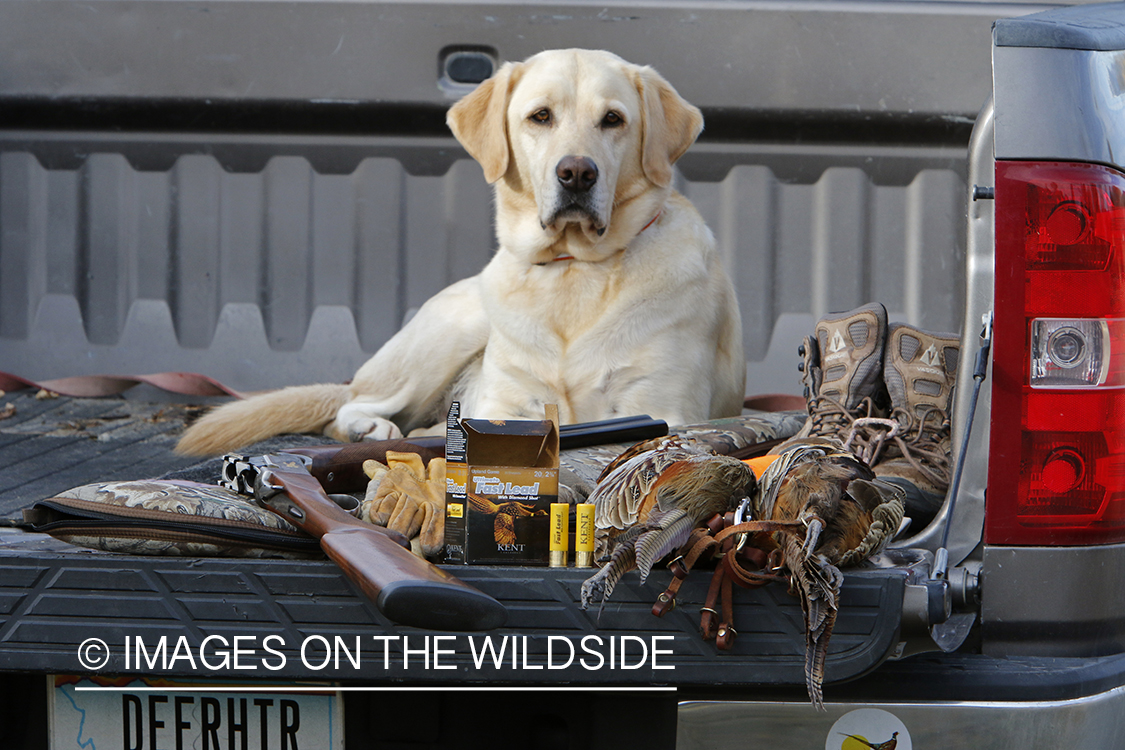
[987,161,1125,546]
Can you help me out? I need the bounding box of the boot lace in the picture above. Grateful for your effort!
[806,395,899,465]
[877,405,952,489]
[805,394,861,440]
[843,416,900,467]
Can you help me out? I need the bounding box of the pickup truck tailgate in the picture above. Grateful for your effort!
[0,540,905,685]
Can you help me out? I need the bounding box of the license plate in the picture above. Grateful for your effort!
[49,676,344,750]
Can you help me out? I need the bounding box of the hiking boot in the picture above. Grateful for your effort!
[873,324,961,525]
[815,301,889,411]
[786,302,890,447]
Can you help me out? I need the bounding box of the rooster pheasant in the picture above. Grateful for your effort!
[839,732,899,750]
[579,436,757,611]
[753,437,905,709]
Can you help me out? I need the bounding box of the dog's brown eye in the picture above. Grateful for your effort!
[530,109,551,124]
[602,111,623,128]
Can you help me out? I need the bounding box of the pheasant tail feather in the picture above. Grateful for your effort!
[634,509,693,583]
[783,534,843,710]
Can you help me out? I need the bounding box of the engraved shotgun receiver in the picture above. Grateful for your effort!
[221,451,507,632]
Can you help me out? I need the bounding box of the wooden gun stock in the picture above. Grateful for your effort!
[261,466,507,632]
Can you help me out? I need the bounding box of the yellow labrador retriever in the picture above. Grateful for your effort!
[177,49,745,455]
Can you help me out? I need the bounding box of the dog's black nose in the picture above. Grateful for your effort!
[556,156,598,192]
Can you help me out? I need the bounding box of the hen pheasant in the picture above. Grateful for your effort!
[753,437,905,709]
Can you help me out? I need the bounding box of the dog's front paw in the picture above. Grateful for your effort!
[355,417,403,442]
[333,403,405,443]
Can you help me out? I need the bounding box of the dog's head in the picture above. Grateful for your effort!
[447,49,703,262]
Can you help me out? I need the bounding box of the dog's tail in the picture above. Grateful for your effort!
[175,383,352,456]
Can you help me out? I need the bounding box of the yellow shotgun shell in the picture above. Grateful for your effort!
[575,503,595,567]
[549,503,569,567]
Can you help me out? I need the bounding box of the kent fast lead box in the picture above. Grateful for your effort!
[443,402,560,565]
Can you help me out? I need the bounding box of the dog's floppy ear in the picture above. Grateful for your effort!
[447,62,521,184]
[636,66,704,187]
